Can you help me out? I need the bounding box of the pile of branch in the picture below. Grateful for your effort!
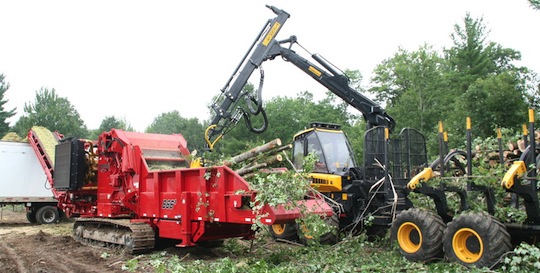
[476,131,540,167]
[223,138,292,179]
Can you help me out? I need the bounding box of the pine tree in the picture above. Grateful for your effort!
[0,74,16,136]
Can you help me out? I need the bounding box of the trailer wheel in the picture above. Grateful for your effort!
[35,205,60,224]
[26,211,37,224]
[269,222,299,242]
[390,208,445,262]
[443,212,511,268]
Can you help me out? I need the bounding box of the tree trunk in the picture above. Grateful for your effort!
[517,139,526,153]
[224,139,282,167]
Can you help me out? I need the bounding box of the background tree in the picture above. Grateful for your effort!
[0,74,16,136]
[218,91,319,157]
[146,110,205,152]
[369,45,452,154]
[88,115,134,140]
[219,69,367,160]
[444,13,529,142]
[216,89,357,157]
[370,13,533,153]
[13,87,88,138]
[529,0,540,10]
[370,45,448,134]
[455,72,528,137]
[521,71,540,110]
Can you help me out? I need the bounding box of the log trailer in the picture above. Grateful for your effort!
[26,127,331,253]
[392,111,540,268]
[204,5,428,243]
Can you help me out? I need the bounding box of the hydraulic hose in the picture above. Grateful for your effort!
[242,103,268,134]
[245,67,265,115]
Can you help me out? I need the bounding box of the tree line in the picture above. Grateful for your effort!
[0,13,538,161]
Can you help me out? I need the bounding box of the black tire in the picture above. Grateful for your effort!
[298,214,340,245]
[443,212,511,268]
[26,210,37,224]
[390,208,445,262]
[35,205,60,224]
[269,222,299,242]
[318,214,340,245]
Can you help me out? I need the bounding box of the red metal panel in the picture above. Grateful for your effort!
[155,219,195,246]
[55,129,333,246]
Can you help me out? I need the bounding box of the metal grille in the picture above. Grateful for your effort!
[363,127,427,183]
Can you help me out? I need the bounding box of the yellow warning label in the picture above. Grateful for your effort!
[262,22,281,46]
[308,66,322,77]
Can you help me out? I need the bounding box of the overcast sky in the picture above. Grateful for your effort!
[1,1,538,132]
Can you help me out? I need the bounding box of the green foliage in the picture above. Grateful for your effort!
[451,72,528,138]
[370,13,533,155]
[122,256,140,272]
[247,153,318,227]
[502,243,540,272]
[529,0,540,10]
[443,13,528,141]
[220,90,355,157]
[146,110,205,152]
[369,44,452,155]
[411,132,532,224]
[0,74,16,136]
[120,234,498,273]
[345,119,366,165]
[446,13,495,88]
[521,70,540,110]
[88,115,134,140]
[13,87,88,138]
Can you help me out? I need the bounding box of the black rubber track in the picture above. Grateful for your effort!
[73,218,155,254]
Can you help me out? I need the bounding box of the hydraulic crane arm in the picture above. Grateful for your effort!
[205,6,290,150]
[276,38,395,131]
[205,6,394,151]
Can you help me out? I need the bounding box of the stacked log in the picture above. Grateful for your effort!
[223,139,282,167]
[236,154,283,176]
[224,138,292,178]
[476,131,540,167]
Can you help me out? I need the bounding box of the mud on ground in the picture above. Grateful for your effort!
[0,206,129,273]
[0,206,250,273]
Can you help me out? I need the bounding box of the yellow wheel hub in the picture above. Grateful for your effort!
[452,228,483,263]
[272,224,286,235]
[397,222,422,253]
[300,223,314,239]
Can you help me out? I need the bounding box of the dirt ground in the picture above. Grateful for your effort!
[0,205,249,273]
[0,206,129,273]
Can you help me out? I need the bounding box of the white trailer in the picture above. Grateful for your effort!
[0,140,61,224]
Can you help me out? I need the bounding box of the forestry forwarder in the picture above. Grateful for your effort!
[204,5,428,243]
[393,111,540,268]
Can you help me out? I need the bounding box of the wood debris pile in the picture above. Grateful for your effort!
[1,132,25,142]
